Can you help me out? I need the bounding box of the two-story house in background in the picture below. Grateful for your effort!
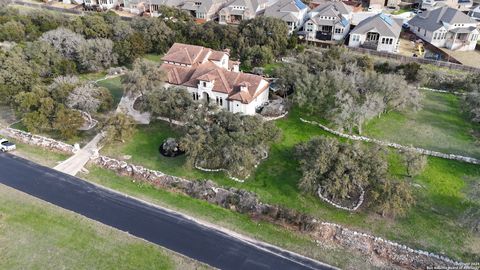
[123,0,228,21]
[181,0,229,21]
[264,0,309,33]
[348,13,402,53]
[303,1,352,42]
[160,43,269,115]
[408,6,479,51]
[218,0,275,24]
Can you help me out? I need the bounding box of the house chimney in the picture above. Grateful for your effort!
[239,82,250,92]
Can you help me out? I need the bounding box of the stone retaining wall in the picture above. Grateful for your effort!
[300,118,480,166]
[92,155,465,270]
[2,128,77,154]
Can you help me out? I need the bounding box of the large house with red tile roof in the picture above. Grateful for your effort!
[161,43,270,115]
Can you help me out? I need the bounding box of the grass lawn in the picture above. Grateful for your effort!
[101,107,480,261]
[0,184,208,270]
[263,62,283,76]
[364,90,480,158]
[8,141,71,168]
[79,71,108,82]
[78,165,377,269]
[144,54,163,62]
[391,8,411,15]
[96,76,125,108]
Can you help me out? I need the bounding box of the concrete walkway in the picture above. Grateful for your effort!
[53,133,103,176]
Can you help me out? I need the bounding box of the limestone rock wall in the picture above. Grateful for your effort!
[93,155,465,270]
[3,128,77,154]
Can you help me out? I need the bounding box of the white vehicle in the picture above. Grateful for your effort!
[0,138,16,152]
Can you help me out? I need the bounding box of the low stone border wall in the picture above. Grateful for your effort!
[419,87,464,95]
[195,151,268,183]
[317,186,365,211]
[2,128,77,154]
[300,118,480,166]
[260,111,289,121]
[92,155,465,270]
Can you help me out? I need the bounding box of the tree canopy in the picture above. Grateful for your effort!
[294,137,415,217]
[181,108,281,179]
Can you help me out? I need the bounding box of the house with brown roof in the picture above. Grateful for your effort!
[161,43,270,115]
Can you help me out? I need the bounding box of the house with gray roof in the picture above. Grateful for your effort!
[421,0,472,12]
[264,0,309,33]
[408,6,479,51]
[218,0,275,24]
[302,1,352,42]
[123,0,228,20]
[181,0,229,21]
[348,13,402,53]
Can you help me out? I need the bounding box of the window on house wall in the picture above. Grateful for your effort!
[151,4,159,11]
[192,92,199,100]
[216,97,223,106]
[203,81,207,87]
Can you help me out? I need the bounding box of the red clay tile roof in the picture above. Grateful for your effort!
[161,43,269,104]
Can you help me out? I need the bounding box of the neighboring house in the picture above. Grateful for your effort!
[469,5,480,21]
[218,0,275,24]
[181,0,229,21]
[123,0,228,20]
[160,43,269,115]
[84,0,119,9]
[348,13,402,53]
[264,0,309,33]
[303,1,353,42]
[421,0,473,11]
[409,6,479,51]
[368,0,384,11]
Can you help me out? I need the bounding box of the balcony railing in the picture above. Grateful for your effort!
[361,40,379,50]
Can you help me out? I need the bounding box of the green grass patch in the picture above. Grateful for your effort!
[79,71,108,82]
[100,106,480,261]
[0,184,207,270]
[79,165,377,269]
[8,141,71,168]
[96,76,125,108]
[144,54,163,62]
[391,8,411,15]
[263,62,283,76]
[364,91,480,158]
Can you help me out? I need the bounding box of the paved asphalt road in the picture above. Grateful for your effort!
[0,153,336,270]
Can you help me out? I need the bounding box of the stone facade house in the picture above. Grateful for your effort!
[303,1,352,42]
[218,0,275,24]
[84,0,119,9]
[348,13,402,53]
[409,6,479,51]
[264,0,309,33]
[160,43,269,115]
[123,0,228,20]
